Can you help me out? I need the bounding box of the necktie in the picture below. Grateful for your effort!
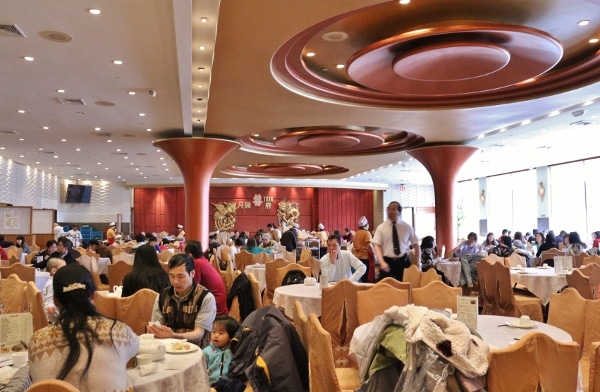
[392,222,400,256]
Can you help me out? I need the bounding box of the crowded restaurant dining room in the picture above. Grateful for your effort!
[3,0,600,390]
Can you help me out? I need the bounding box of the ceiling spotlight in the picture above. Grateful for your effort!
[199,46,206,50]
[24,57,34,61]
[306,52,315,57]
[128,91,136,95]
[200,17,208,22]
[57,89,65,93]
[112,60,123,65]
[42,126,49,130]
[578,20,590,26]
[94,127,101,131]
[336,64,345,69]
[399,0,410,4]
[138,113,145,116]
[88,8,101,14]
[590,38,599,44]
[17,110,25,113]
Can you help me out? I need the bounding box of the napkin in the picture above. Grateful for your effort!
[138,362,158,376]
[163,358,185,370]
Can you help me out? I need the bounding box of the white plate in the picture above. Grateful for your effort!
[536,266,552,269]
[518,270,537,274]
[506,321,537,329]
[0,367,17,385]
[166,342,199,354]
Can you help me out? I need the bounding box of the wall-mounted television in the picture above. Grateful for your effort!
[65,184,92,203]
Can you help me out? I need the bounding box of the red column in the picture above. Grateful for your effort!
[408,145,479,256]
[153,138,239,244]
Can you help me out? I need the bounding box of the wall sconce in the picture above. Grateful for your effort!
[480,189,486,206]
[538,181,546,202]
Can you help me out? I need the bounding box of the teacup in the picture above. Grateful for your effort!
[140,333,154,340]
[136,353,153,367]
[12,352,28,367]
[543,263,548,268]
[113,285,123,297]
[304,277,316,286]
[519,315,532,327]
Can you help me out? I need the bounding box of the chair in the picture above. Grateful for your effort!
[25,252,37,265]
[580,299,600,390]
[356,283,409,325]
[504,252,526,268]
[566,269,594,299]
[276,263,311,287]
[222,257,237,294]
[90,254,110,292]
[483,254,504,264]
[298,257,320,279]
[420,267,442,287]
[107,261,133,291]
[157,251,174,263]
[5,246,22,261]
[94,291,117,319]
[111,247,124,256]
[299,247,312,263]
[580,262,600,299]
[589,341,600,392]
[8,255,21,266]
[321,279,370,368]
[279,249,297,262]
[402,264,421,288]
[25,281,48,331]
[29,244,40,253]
[412,280,462,312]
[112,252,134,265]
[254,251,271,265]
[234,250,253,271]
[306,313,360,392]
[547,288,586,351]
[292,300,308,349]
[584,254,600,266]
[486,332,580,392]
[540,249,564,264]
[26,379,81,392]
[378,277,412,302]
[115,288,158,335]
[476,259,543,321]
[247,272,263,311]
[575,252,590,268]
[0,275,28,314]
[263,258,291,305]
[1,263,35,282]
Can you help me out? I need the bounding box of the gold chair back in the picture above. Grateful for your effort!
[26,379,81,392]
[504,252,526,268]
[420,268,442,287]
[276,263,311,287]
[157,251,174,263]
[566,269,594,299]
[402,264,421,288]
[0,275,27,314]
[298,257,320,279]
[356,283,409,325]
[547,288,586,351]
[584,254,600,266]
[247,272,263,311]
[1,263,35,282]
[292,300,308,349]
[299,247,312,262]
[26,281,48,331]
[107,261,133,291]
[263,258,291,305]
[115,288,158,335]
[412,280,462,312]
[94,291,117,319]
[234,250,253,271]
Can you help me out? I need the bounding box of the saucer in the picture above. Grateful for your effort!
[506,321,537,329]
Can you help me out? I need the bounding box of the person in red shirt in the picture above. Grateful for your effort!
[0,246,7,260]
[184,240,228,315]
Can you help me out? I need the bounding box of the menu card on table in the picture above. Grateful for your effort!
[0,313,32,353]
[457,296,478,330]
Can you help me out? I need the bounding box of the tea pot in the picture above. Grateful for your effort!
[137,338,166,361]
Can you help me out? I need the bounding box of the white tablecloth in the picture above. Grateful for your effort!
[127,338,210,392]
[434,260,461,287]
[273,283,324,318]
[509,267,568,305]
[244,264,266,291]
[34,271,50,291]
[98,257,111,275]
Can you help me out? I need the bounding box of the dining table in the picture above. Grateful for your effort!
[434,259,461,287]
[244,264,266,291]
[509,266,568,305]
[34,271,49,291]
[273,283,325,319]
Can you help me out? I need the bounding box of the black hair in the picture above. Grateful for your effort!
[234,237,245,247]
[499,235,512,248]
[58,236,73,250]
[213,315,240,339]
[421,236,435,250]
[168,253,195,273]
[246,238,258,248]
[46,239,58,248]
[184,240,204,258]
[327,235,341,245]
[545,232,556,244]
[126,244,170,294]
[135,233,146,243]
[569,231,586,246]
[388,201,402,213]
[53,264,116,381]
[467,232,478,241]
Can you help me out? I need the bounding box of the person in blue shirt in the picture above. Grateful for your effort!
[202,315,240,386]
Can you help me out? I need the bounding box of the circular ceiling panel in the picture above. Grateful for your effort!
[221,163,348,177]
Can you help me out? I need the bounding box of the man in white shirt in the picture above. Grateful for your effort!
[319,235,366,282]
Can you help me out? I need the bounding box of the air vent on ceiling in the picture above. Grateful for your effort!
[39,151,57,155]
[58,98,86,105]
[570,120,598,126]
[92,132,112,137]
[112,152,128,156]
[0,130,19,135]
[0,24,26,38]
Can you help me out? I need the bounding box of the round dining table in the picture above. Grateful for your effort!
[244,264,266,291]
[126,338,210,392]
[273,283,325,319]
[434,259,461,287]
[509,267,568,305]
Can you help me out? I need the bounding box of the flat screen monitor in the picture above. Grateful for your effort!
[65,184,92,203]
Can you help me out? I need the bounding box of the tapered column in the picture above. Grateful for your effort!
[153,138,239,244]
[408,145,479,257]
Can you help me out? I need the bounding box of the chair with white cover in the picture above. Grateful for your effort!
[412,280,462,313]
[112,252,134,265]
[547,288,586,352]
[486,332,580,392]
[306,313,360,392]
[566,269,594,300]
[356,282,409,325]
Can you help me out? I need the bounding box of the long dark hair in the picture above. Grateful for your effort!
[53,264,116,381]
[127,244,170,293]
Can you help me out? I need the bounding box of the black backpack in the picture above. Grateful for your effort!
[281,269,306,286]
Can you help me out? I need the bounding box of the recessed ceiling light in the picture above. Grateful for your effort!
[35,161,40,164]
[113,60,123,65]
[399,0,410,3]
[579,20,590,26]
[116,149,121,152]
[75,148,80,151]
[196,109,202,113]
[42,126,49,130]
[94,127,101,131]
[549,110,560,117]
[138,113,145,116]
[107,140,112,143]
[18,138,24,141]
[53,156,58,159]
[88,8,101,15]
[199,46,206,50]
[336,64,345,69]
[17,110,25,113]
[146,128,151,132]
[198,84,203,88]
[198,67,205,71]
[38,148,43,151]
[521,119,532,125]
[252,133,260,137]
[124,156,128,159]
[97,162,101,165]
[200,17,208,22]
[24,57,34,61]
[589,38,599,44]
[128,91,136,95]
[57,89,65,93]
[61,139,67,142]
[306,52,315,57]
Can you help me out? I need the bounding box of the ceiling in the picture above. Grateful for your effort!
[3,0,600,190]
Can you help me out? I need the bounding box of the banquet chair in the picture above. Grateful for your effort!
[29,244,40,253]
[26,379,81,392]
[111,247,124,256]
[222,257,237,294]
[486,331,580,392]
[0,275,27,314]
[245,272,263,311]
[26,281,48,332]
[299,247,312,263]
[483,254,504,264]
[321,279,370,368]
[107,261,133,291]
[278,249,297,262]
[476,259,543,321]
[276,263,311,287]
[25,252,37,265]
[541,249,564,265]
[234,250,253,271]
[94,291,117,319]
[292,300,309,349]
[306,313,360,392]
[5,246,22,262]
[263,258,292,305]
[209,253,221,272]
[590,342,600,392]
[402,265,421,288]
[298,257,320,279]
[566,269,594,299]
[112,252,134,265]
[420,268,442,287]
[575,252,590,268]
[90,254,110,292]
[157,251,174,263]
[8,255,21,266]
[580,262,600,299]
[1,263,35,282]
[580,299,600,390]
[584,254,600,266]
[116,288,158,335]
[378,277,412,301]
[412,280,462,313]
[356,283,409,325]
[254,251,272,265]
[504,252,526,268]
[547,288,586,351]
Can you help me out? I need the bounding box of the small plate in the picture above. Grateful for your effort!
[166,342,199,354]
[518,270,537,274]
[506,321,537,329]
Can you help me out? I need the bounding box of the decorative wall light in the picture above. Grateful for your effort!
[538,181,546,202]
[480,189,486,206]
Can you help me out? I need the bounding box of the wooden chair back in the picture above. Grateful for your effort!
[1,263,35,282]
[356,283,409,325]
[8,255,21,266]
[487,332,580,392]
[566,269,594,299]
[115,288,158,335]
[278,249,297,262]
[541,248,564,263]
[25,253,37,265]
[107,261,133,291]
[254,251,271,265]
[582,299,600,390]
[412,280,462,312]
[580,262,600,299]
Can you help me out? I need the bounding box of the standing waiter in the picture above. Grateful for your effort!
[372,201,420,281]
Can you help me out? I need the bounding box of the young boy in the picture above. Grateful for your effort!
[202,315,240,386]
[43,257,66,323]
